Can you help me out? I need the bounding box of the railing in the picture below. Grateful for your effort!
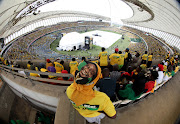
[0,64,73,85]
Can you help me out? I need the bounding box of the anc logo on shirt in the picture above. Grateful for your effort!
[70,100,99,111]
[101,53,107,56]
[113,56,120,59]
[71,63,78,65]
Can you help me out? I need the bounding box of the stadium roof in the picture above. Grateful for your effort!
[0,0,180,39]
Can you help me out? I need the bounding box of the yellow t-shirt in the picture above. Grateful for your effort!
[98,51,108,66]
[30,73,40,77]
[54,62,64,73]
[66,86,116,118]
[118,54,124,65]
[163,65,167,72]
[69,61,78,74]
[124,52,128,59]
[109,53,120,65]
[142,54,148,61]
[46,62,53,70]
[174,66,179,73]
[27,64,31,70]
[148,55,153,61]
[165,54,170,59]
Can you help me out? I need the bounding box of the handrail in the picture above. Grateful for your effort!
[0,64,73,77]
[0,64,73,85]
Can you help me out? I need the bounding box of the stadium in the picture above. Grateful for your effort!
[0,0,180,124]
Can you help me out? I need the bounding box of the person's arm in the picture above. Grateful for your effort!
[102,95,117,119]
[110,114,116,119]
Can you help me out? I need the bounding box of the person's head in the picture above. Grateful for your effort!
[28,61,31,64]
[136,66,142,72]
[82,57,86,61]
[115,48,119,53]
[167,65,173,72]
[113,64,119,71]
[72,58,76,61]
[79,61,97,79]
[127,66,133,73]
[60,60,64,65]
[46,59,51,63]
[150,70,158,81]
[118,51,122,54]
[101,47,105,52]
[151,53,153,55]
[145,51,147,54]
[125,48,129,52]
[102,68,110,78]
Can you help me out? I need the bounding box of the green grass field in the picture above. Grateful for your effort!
[50,30,131,57]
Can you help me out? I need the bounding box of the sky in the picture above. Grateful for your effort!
[37,0,133,24]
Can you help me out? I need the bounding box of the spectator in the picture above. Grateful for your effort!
[27,61,33,70]
[144,70,158,93]
[131,51,140,69]
[147,53,153,68]
[165,53,170,60]
[54,60,64,73]
[39,63,48,78]
[109,48,120,71]
[57,70,73,81]
[79,56,86,64]
[140,60,147,71]
[69,58,78,74]
[118,51,124,70]
[117,73,147,100]
[163,65,174,82]
[30,65,40,77]
[47,66,56,79]
[110,64,121,81]
[96,68,116,101]
[98,47,108,70]
[46,59,53,69]
[156,63,164,85]
[141,51,148,63]
[119,66,134,85]
[66,61,116,124]
[123,48,132,71]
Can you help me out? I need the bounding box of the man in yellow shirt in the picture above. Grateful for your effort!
[27,61,32,70]
[54,60,64,73]
[165,53,170,60]
[141,51,148,63]
[147,53,153,68]
[69,58,78,74]
[66,61,116,124]
[98,47,108,70]
[46,59,53,69]
[109,48,120,71]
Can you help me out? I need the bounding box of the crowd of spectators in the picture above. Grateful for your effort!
[122,26,168,59]
[4,21,108,60]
